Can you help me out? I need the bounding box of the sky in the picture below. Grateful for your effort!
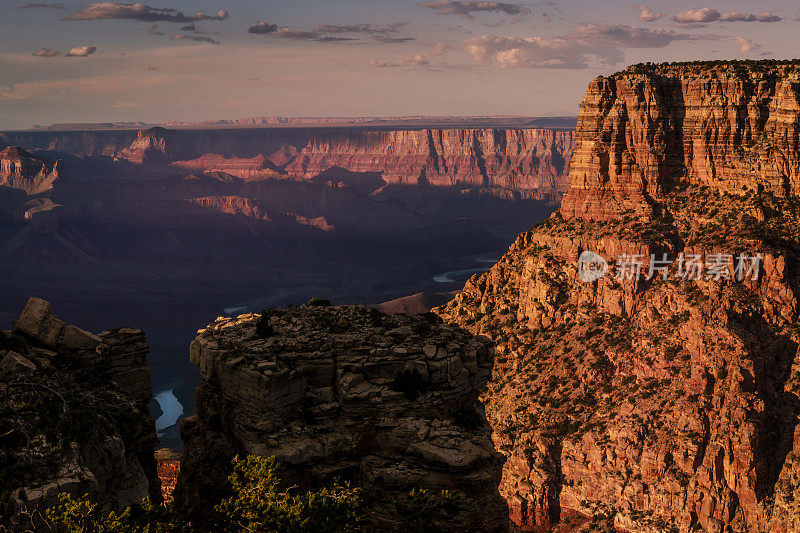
[1,1,799,129]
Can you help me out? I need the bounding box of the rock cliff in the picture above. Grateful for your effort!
[175,305,507,530]
[284,128,574,189]
[0,298,159,529]
[0,146,62,195]
[1,126,573,191]
[437,61,800,532]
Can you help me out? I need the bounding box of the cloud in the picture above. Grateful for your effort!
[143,65,157,70]
[21,2,64,8]
[248,22,279,34]
[66,3,229,23]
[372,35,415,43]
[673,8,719,23]
[147,24,163,35]
[249,21,412,42]
[674,8,781,24]
[32,48,60,57]
[314,22,408,34]
[720,11,781,23]
[634,5,663,22]
[431,42,453,55]
[465,24,694,69]
[171,34,220,45]
[735,37,761,53]
[65,45,97,57]
[370,54,430,67]
[417,1,529,20]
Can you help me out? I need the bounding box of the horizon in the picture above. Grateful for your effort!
[4,0,800,129]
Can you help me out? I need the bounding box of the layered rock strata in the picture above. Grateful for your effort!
[284,128,574,189]
[175,305,507,530]
[437,61,800,532]
[0,298,159,529]
[2,127,574,191]
[0,146,62,195]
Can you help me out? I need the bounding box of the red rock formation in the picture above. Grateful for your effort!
[285,128,573,189]
[155,450,180,504]
[562,63,800,221]
[172,153,277,180]
[0,147,62,195]
[186,195,271,221]
[175,306,508,530]
[437,61,800,533]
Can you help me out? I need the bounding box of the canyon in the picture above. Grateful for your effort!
[438,61,800,531]
[0,122,572,450]
[4,60,800,531]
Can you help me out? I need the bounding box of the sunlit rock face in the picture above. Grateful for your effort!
[174,305,508,531]
[437,62,800,533]
[0,147,62,195]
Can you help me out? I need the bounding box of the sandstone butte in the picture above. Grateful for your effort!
[436,61,800,532]
[0,298,159,530]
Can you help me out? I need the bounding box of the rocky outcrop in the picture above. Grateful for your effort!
[437,61,800,533]
[0,298,159,529]
[285,128,573,189]
[0,147,62,195]
[175,305,507,530]
[562,62,800,221]
[186,195,272,221]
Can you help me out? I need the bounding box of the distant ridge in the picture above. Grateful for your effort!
[29,115,578,132]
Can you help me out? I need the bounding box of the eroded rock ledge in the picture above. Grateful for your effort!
[0,298,158,529]
[174,305,507,530]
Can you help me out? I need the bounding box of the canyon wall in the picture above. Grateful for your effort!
[0,298,159,529]
[0,126,573,190]
[437,62,800,532]
[284,128,573,189]
[0,146,62,195]
[175,305,508,530]
[562,63,800,221]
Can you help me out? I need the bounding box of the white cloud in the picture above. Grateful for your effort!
[65,45,97,57]
[465,24,693,69]
[635,5,663,22]
[735,37,761,53]
[673,8,720,23]
[674,8,781,24]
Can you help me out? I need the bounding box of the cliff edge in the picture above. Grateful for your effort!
[0,298,159,529]
[175,304,508,530]
[437,61,800,532]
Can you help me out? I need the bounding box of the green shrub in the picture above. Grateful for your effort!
[394,488,462,533]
